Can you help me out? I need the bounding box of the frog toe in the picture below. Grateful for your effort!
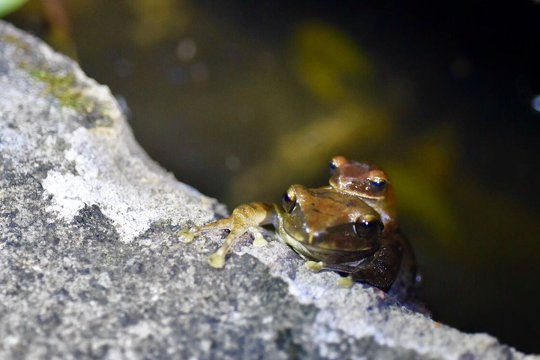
[337,275,354,288]
[208,251,226,268]
[304,261,325,272]
[252,231,268,247]
[178,229,196,243]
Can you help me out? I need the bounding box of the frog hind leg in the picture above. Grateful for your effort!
[208,202,278,268]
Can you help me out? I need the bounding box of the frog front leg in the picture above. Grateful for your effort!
[200,203,280,268]
[323,232,403,291]
[180,218,232,243]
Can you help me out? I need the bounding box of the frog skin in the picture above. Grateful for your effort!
[185,157,418,294]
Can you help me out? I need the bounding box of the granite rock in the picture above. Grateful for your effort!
[0,21,537,360]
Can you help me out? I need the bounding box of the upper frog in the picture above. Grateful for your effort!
[329,155,397,229]
[184,156,417,297]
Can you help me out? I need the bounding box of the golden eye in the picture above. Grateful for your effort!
[282,188,297,213]
[354,215,383,239]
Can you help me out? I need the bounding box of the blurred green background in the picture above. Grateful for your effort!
[6,0,540,353]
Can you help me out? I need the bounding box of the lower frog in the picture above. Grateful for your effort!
[183,156,418,297]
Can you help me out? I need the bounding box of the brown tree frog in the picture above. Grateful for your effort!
[183,156,418,296]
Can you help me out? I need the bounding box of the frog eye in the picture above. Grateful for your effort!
[329,156,347,174]
[354,215,383,239]
[282,188,297,213]
[367,177,387,194]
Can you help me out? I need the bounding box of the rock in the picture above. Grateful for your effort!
[0,20,537,360]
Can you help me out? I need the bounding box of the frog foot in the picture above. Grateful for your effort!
[208,250,226,269]
[178,228,196,243]
[252,231,268,247]
[304,261,325,272]
[337,275,354,288]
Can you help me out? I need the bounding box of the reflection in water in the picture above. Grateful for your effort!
[230,21,388,203]
[129,0,190,47]
[291,21,374,103]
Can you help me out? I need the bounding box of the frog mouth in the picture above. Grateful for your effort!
[302,242,374,254]
[282,228,374,254]
[281,229,375,264]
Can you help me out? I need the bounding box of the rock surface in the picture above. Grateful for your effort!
[0,21,537,360]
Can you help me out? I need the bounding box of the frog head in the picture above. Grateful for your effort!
[277,185,382,264]
[328,156,397,228]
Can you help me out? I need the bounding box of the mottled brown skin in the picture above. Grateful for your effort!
[186,156,417,295]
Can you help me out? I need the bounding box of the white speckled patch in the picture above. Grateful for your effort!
[42,123,216,242]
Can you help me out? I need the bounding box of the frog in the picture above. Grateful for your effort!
[183,156,418,296]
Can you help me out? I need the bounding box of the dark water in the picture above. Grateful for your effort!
[9,0,540,353]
